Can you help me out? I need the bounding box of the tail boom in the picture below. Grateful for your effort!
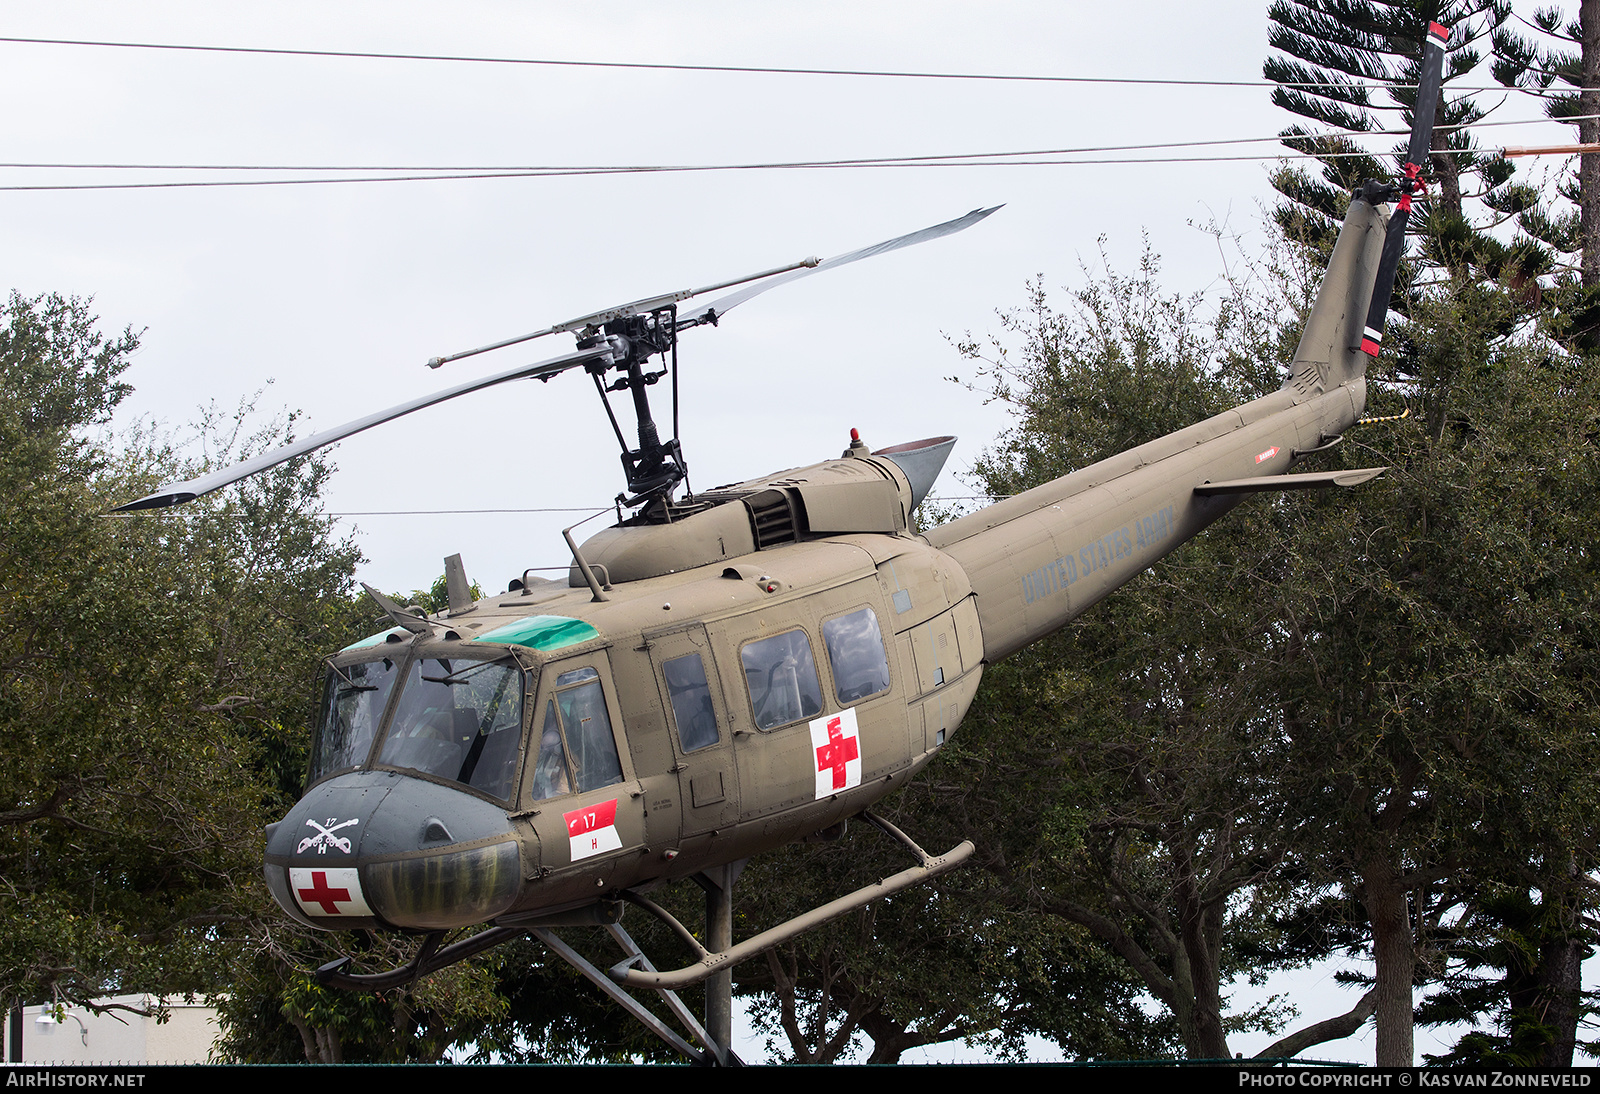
[924,198,1390,663]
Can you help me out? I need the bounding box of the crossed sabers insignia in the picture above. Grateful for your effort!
[298,817,359,855]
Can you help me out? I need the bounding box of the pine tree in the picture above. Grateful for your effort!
[1265,1,1550,292]
[1494,0,1600,351]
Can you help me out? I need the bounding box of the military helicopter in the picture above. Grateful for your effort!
[116,20,1448,1064]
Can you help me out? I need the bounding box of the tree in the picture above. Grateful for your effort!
[1418,886,1589,1065]
[0,290,369,1033]
[1494,1,1600,349]
[1261,3,1600,1065]
[938,217,1600,1065]
[726,811,1170,1063]
[1265,1,1549,289]
[1257,276,1600,1065]
[931,239,1399,1060]
[213,937,515,1063]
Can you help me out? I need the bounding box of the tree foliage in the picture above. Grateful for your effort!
[1265,0,1559,314]
[1493,0,1600,351]
[936,238,1367,1060]
[1249,2,1600,1063]
[0,290,369,1034]
[1264,279,1600,1064]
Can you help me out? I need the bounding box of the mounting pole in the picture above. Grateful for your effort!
[694,859,747,1066]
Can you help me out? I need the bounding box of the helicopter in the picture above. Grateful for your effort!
[115,20,1448,1064]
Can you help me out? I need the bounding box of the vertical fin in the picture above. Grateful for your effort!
[1283,198,1390,398]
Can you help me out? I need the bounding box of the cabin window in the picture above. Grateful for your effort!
[374,657,525,801]
[822,607,891,704]
[529,666,624,801]
[310,657,400,784]
[663,653,720,752]
[740,629,824,731]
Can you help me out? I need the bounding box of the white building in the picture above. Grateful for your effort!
[5,995,221,1064]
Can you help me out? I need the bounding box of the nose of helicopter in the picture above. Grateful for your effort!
[264,771,522,931]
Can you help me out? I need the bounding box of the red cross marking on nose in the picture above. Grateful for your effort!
[298,870,352,914]
[814,716,859,790]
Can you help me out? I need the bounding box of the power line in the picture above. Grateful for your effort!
[0,32,1510,92]
[0,161,1338,193]
[1,143,1585,193]
[3,113,1585,176]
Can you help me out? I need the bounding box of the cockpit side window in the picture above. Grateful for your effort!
[528,666,625,802]
[822,607,891,705]
[740,629,824,731]
[310,657,400,784]
[531,700,571,800]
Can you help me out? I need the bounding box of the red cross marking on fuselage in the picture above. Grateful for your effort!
[298,870,351,914]
[814,716,859,790]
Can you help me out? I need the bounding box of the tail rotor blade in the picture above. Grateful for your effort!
[1361,20,1450,360]
[1405,22,1450,171]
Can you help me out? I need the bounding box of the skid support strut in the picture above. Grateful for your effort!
[532,925,721,1063]
[323,812,969,1064]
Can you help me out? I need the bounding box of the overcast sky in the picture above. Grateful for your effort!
[2,1,1566,595]
[0,0,1384,592]
[0,0,1583,1064]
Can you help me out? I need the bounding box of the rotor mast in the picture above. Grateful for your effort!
[583,305,689,509]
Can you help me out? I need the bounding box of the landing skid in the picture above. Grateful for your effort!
[609,812,973,990]
[317,810,972,1064]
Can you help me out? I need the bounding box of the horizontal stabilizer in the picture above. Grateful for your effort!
[1192,467,1386,496]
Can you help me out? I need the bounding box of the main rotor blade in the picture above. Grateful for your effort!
[425,205,1000,368]
[1360,20,1449,360]
[677,205,1002,325]
[424,257,821,369]
[113,342,614,512]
